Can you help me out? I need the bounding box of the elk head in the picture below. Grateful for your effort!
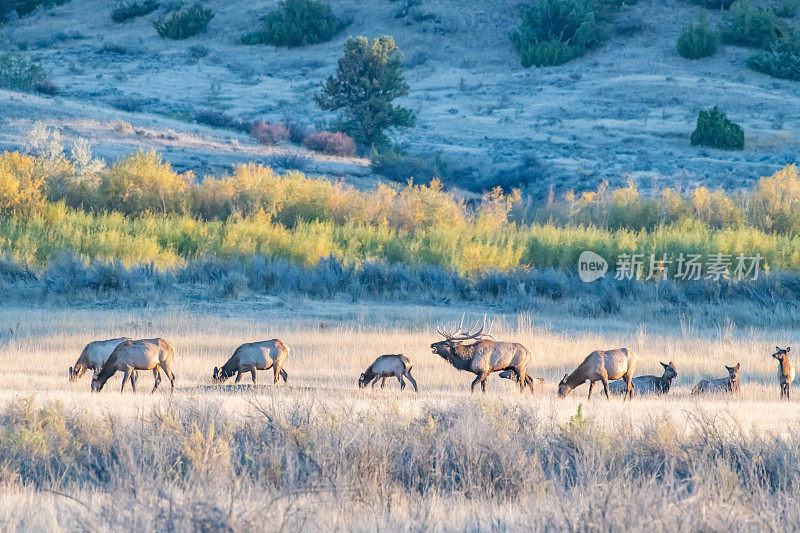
[660,361,677,380]
[773,346,790,362]
[557,374,572,398]
[726,363,740,379]
[431,314,497,356]
[212,366,222,383]
[90,376,104,392]
[358,372,370,388]
[68,365,81,382]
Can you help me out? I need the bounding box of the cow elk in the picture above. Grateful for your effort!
[772,347,794,400]
[69,337,131,382]
[92,338,176,393]
[431,315,531,393]
[558,348,638,400]
[358,354,418,392]
[609,361,677,396]
[212,340,289,385]
[691,363,740,395]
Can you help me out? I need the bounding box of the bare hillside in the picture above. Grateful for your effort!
[0,0,798,194]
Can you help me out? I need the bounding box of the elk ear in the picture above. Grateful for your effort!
[660,362,668,368]
[735,363,740,370]
[560,373,568,384]
[776,346,781,352]
[68,366,73,375]
[787,347,791,353]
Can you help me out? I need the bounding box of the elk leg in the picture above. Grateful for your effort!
[602,376,610,400]
[587,381,595,400]
[273,364,279,384]
[151,367,161,394]
[405,369,418,393]
[280,369,288,383]
[251,369,257,384]
[622,374,632,402]
[395,370,405,390]
[517,368,527,393]
[380,377,387,389]
[235,370,243,384]
[370,376,381,388]
[121,367,131,394]
[471,373,488,393]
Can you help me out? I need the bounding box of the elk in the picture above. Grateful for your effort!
[608,361,677,396]
[358,354,418,392]
[691,363,740,395]
[69,337,131,382]
[558,348,638,400]
[772,347,794,400]
[92,338,176,393]
[430,316,531,393]
[498,369,545,393]
[212,339,289,385]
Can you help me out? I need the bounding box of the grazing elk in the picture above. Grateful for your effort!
[430,316,531,393]
[358,354,418,392]
[772,347,794,400]
[558,348,638,400]
[691,363,740,395]
[608,361,677,397]
[212,339,289,385]
[69,337,132,382]
[92,338,176,393]
[498,369,545,393]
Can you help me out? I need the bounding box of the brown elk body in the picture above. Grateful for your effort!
[431,317,531,393]
[691,363,740,395]
[69,337,130,382]
[558,348,638,400]
[772,347,795,400]
[212,340,289,385]
[609,361,677,396]
[358,354,417,392]
[92,338,176,393]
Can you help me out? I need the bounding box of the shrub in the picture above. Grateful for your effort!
[677,12,719,59]
[241,0,343,47]
[250,122,290,145]
[316,36,415,146]
[0,151,47,215]
[302,131,356,156]
[194,110,244,130]
[689,0,735,8]
[774,0,798,18]
[747,38,800,79]
[720,0,781,49]
[510,0,602,67]
[112,0,159,23]
[154,4,213,40]
[33,79,59,96]
[0,0,66,21]
[690,106,745,150]
[0,52,46,91]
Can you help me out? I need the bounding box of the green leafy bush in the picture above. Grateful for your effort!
[747,38,800,79]
[112,0,159,23]
[690,106,745,150]
[316,36,415,147]
[0,52,46,91]
[677,12,719,59]
[154,4,213,40]
[0,0,66,21]
[720,0,781,48]
[510,0,602,67]
[241,0,343,47]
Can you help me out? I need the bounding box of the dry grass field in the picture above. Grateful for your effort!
[1,300,800,531]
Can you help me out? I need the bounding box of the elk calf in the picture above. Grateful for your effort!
[609,361,677,396]
[772,347,795,401]
[558,348,638,400]
[498,369,545,393]
[691,363,740,395]
[359,354,417,392]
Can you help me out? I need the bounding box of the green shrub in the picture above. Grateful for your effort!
[241,0,343,47]
[112,0,159,23]
[677,12,719,59]
[774,0,798,18]
[154,3,213,40]
[720,0,781,48]
[510,0,602,67]
[690,106,745,150]
[316,36,415,147]
[747,36,800,79]
[0,52,46,91]
[0,0,66,21]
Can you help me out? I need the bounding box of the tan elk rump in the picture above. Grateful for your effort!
[431,316,532,393]
[558,348,638,400]
[358,354,418,392]
[213,339,289,384]
[92,338,176,393]
[691,363,740,395]
[69,337,130,382]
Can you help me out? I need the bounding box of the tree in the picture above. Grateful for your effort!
[316,36,415,147]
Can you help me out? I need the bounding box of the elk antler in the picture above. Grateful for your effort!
[437,314,499,341]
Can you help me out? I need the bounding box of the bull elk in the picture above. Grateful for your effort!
[358,354,418,392]
[430,316,531,393]
[608,361,677,396]
[69,337,132,382]
[558,348,638,400]
[691,363,740,395]
[212,340,289,385]
[772,347,794,400]
[92,338,176,393]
